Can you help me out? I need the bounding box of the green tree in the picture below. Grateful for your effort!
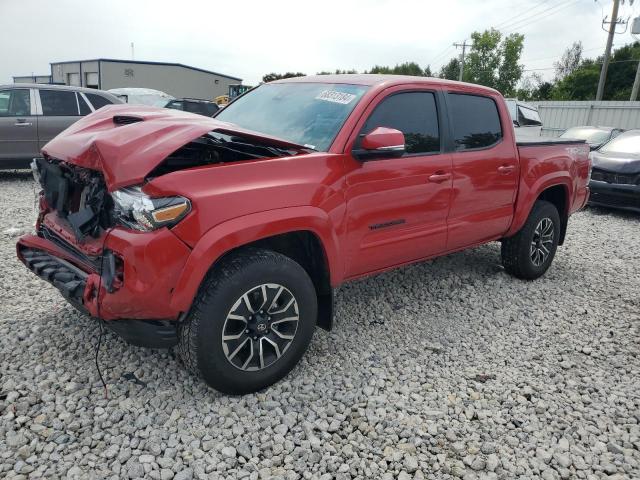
[391,61,425,76]
[515,73,553,101]
[535,81,553,100]
[424,65,433,77]
[554,41,583,81]
[551,42,640,100]
[516,73,542,101]
[317,69,359,75]
[496,33,525,95]
[368,65,393,74]
[438,58,461,80]
[551,61,600,100]
[367,62,427,76]
[262,72,306,83]
[462,28,524,95]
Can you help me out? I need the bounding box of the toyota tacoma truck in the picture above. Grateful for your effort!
[17,75,591,394]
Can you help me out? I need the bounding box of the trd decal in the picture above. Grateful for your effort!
[369,219,406,230]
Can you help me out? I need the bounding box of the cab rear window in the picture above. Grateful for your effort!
[449,94,502,151]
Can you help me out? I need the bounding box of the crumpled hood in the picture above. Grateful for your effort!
[591,150,640,174]
[42,104,307,191]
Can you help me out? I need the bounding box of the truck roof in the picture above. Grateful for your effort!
[272,74,501,96]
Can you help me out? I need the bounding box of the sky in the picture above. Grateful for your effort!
[2,0,639,87]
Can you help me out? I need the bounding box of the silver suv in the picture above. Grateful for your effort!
[0,84,122,168]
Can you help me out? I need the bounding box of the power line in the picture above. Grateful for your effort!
[499,1,571,32]
[522,44,614,64]
[429,45,456,66]
[465,58,640,76]
[429,0,599,75]
[498,1,566,32]
[503,0,581,34]
[521,58,640,73]
[492,0,550,30]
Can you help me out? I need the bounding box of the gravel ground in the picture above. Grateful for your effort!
[0,170,639,480]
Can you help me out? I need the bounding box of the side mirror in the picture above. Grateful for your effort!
[513,119,520,128]
[353,127,405,160]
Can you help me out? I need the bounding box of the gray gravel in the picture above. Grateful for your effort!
[1,170,639,480]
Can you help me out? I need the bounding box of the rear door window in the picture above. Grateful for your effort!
[360,91,440,154]
[449,93,503,151]
[0,89,31,116]
[40,90,79,116]
[85,93,113,110]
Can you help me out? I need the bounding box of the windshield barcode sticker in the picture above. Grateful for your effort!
[315,90,357,104]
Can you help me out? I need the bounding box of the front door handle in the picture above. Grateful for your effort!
[428,171,452,183]
[14,119,33,127]
[498,165,516,174]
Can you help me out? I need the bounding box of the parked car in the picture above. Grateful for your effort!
[17,75,590,394]
[506,99,543,138]
[560,126,625,150]
[588,129,640,213]
[165,98,219,117]
[107,87,173,107]
[0,84,122,168]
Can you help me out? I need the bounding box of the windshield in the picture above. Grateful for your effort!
[599,130,640,155]
[561,127,610,145]
[215,82,368,151]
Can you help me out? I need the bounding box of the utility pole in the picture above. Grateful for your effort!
[596,0,622,100]
[632,64,640,100]
[131,42,135,60]
[454,40,469,82]
[632,16,640,100]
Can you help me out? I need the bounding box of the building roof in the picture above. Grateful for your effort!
[50,58,242,82]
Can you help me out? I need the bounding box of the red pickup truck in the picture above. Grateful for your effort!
[17,75,590,393]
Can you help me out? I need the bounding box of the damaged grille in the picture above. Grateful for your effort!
[34,158,113,241]
[591,168,639,185]
[20,247,87,305]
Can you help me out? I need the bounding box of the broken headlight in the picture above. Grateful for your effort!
[111,186,190,231]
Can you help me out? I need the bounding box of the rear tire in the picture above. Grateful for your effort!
[178,248,317,394]
[501,200,560,280]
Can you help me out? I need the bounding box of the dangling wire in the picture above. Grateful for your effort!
[95,320,108,399]
[94,209,112,399]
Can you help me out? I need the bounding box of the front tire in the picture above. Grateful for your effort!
[501,200,561,280]
[178,248,317,394]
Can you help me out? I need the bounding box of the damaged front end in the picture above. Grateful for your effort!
[20,157,121,316]
[17,105,309,347]
[18,155,192,335]
[32,157,113,243]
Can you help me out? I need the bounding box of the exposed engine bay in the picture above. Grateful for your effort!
[148,131,301,177]
[33,131,302,242]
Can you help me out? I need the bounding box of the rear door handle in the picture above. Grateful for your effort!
[498,165,516,174]
[14,119,33,127]
[428,171,452,183]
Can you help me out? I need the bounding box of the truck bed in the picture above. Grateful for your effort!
[516,137,587,146]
